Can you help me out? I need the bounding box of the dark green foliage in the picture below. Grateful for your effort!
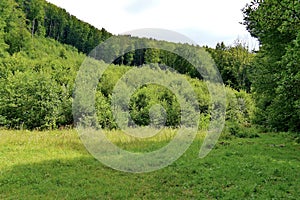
[12,0,112,53]
[0,0,112,55]
[15,0,46,36]
[113,44,204,80]
[243,0,300,132]
[0,0,31,55]
[43,1,112,53]
[206,41,254,92]
[263,33,300,132]
[222,121,259,139]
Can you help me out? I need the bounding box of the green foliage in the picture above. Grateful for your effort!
[269,33,300,131]
[226,87,255,125]
[98,65,130,97]
[109,38,254,87]
[0,36,85,129]
[0,0,255,131]
[243,0,300,132]
[144,48,160,64]
[222,121,259,139]
[1,0,31,54]
[206,40,254,92]
[92,65,254,131]
[129,84,181,127]
[3,0,113,54]
[0,70,61,129]
[0,19,8,57]
[16,0,46,36]
[220,86,257,139]
[0,45,254,131]
[95,92,117,129]
[43,2,112,53]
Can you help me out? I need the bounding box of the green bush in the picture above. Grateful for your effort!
[222,121,259,139]
[0,70,61,129]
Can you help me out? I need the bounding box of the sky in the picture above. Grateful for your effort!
[46,0,258,49]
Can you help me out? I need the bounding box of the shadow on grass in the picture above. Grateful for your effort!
[0,154,228,199]
[1,135,299,199]
[1,156,201,199]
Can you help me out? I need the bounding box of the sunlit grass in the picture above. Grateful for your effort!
[81,127,207,152]
[0,129,299,199]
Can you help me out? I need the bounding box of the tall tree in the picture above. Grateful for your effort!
[206,40,253,91]
[243,0,300,131]
[144,48,160,64]
[16,0,46,36]
[0,13,8,57]
[2,0,30,54]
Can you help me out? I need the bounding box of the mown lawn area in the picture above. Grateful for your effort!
[0,130,299,199]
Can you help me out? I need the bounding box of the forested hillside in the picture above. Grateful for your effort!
[0,0,298,134]
[0,0,256,131]
[0,0,111,55]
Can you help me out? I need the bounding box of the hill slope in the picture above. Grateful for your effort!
[0,0,254,130]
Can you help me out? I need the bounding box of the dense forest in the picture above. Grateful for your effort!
[0,0,299,134]
[243,0,300,132]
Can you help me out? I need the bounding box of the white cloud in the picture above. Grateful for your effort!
[46,0,256,47]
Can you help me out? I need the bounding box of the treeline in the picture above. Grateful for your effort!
[4,0,297,134]
[0,0,254,92]
[91,35,254,92]
[243,0,300,132]
[86,65,254,131]
[0,0,111,55]
[0,35,254,130]
[92,36,205,80]
[206,41,254,92]
[0,40,254,130]
[42,1,112,53]
[0,0,256,131]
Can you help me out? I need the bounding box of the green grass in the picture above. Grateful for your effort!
[0,129,299,199]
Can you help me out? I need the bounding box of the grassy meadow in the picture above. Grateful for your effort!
[0,129,299,199]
